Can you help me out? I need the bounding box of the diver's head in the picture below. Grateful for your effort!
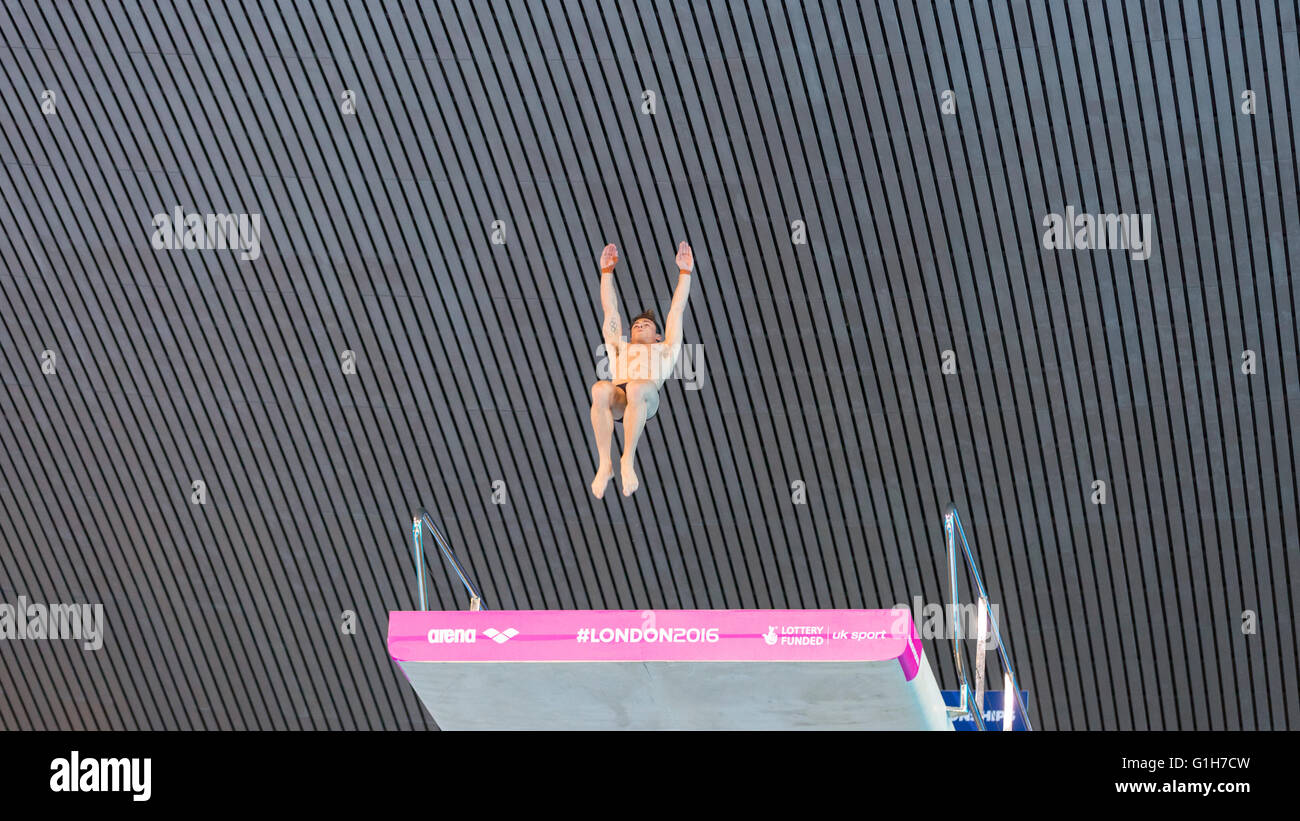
[629,309,662,344]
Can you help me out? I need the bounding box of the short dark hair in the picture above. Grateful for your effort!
[631,308,659,333]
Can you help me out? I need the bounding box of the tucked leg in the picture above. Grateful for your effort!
[619,380,660,496]
[589,381,626,498]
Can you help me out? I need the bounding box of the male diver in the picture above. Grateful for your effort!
[589,241,694,498]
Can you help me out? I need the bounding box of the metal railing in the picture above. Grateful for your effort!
[411,509,486,611]
[944,507,1032,731]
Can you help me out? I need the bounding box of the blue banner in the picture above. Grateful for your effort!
[941,689,1030,731]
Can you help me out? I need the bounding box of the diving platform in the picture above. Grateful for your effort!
[388,608,954,730]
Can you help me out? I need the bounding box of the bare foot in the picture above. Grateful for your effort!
[620,456,639,496]
[591,460,614,499]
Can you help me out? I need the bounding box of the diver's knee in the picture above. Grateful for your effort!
[591,380,616,406]
[624,380,656,405]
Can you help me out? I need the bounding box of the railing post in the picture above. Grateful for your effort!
[975,595,990,716]
[416,509,488,611]
[1003,672,1015,731]
[945,508,1031,731]
[412,516,427,611]
[945,512,965,710]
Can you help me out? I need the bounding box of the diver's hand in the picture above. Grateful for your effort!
[675,241,693,274]
[600,243,619,274]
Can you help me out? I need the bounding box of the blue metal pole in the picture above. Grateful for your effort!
[952,510,1033,731]
[419,510,487,609]
[412,517,427,611]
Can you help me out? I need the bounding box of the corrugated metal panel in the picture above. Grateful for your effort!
[1,0,1297,729]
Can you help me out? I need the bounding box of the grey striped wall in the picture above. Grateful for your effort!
[1,0,1298,730]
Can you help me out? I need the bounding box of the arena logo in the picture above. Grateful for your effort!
[426,628,476,644]
[50,751,151,802]
[151,206,262,261]
[0,596,103,650]
[1041,206,1153,261]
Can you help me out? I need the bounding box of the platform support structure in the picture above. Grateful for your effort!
[412,517,427,611]
[410,509,487,611]
[944,507,1032,731]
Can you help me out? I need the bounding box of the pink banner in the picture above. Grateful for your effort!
[389,609,924,680]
